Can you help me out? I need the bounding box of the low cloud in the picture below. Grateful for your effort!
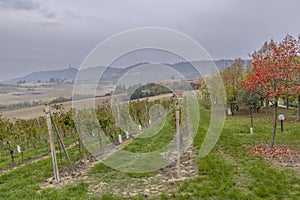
[0,0,39,11]
[0,0,79,21]
[42,10,57,19]
[63,10,80,20]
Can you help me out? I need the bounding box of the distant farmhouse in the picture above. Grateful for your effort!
[187,78,200,89]
[173,90,184,97]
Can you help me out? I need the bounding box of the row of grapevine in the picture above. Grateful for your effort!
[0,97,175,170]
[0,108,77,169]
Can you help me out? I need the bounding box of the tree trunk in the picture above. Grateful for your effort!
[265,98,269,115]
[286,97,289,109]
[231,103,234,116]
[250,107,253,127]
[10,149,15,166]
[269,101,278,151]
[33,142,38,156]
[298,95,300,120]
[21,147,24,163]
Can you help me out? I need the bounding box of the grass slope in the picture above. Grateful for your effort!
[0,105,299,199]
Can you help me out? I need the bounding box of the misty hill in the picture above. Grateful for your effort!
[2,67,79,84]
[2,59,250,84]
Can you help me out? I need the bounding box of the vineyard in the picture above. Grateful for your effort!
[1,49,300,198]
[0,93,299,199]
[0,97,175,173]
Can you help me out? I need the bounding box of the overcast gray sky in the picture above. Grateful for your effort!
[0,0,299,81]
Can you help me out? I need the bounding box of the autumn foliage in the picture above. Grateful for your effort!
[243,35,300,150]
[250,144,300,163]
[243,35,299,99]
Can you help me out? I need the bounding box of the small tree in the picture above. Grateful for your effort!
[244,35,299,150]
[221,58,244,115]
[238,89,260,128]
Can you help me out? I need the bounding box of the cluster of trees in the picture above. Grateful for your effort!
[49,77,68,84]
[17,80,26,84]
[114,83,173,100]
[221,58,247,115]
[50,96,72,104]
[115,81,197,101]
[217,34,300,150]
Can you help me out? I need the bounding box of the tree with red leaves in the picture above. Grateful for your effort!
[243,35,300,150]
[292,55,300,119]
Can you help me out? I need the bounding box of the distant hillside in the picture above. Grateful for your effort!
[164,59,250,79]
[2,59,250,84]
[2,67,78,84]
[215,59,251,70]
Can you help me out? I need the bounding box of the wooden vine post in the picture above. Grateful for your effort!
[51,116,75,173]
[175,103,181,178]
[45,105,60,183]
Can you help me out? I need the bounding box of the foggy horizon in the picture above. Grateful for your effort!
[1,0,300,81]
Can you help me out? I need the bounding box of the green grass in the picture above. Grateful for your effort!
[0,103,300,199]
[90,110,175,176]
[123,113,175,153]
[0,144,85,200]
[0,134,78,171]
[169,106,300,199]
